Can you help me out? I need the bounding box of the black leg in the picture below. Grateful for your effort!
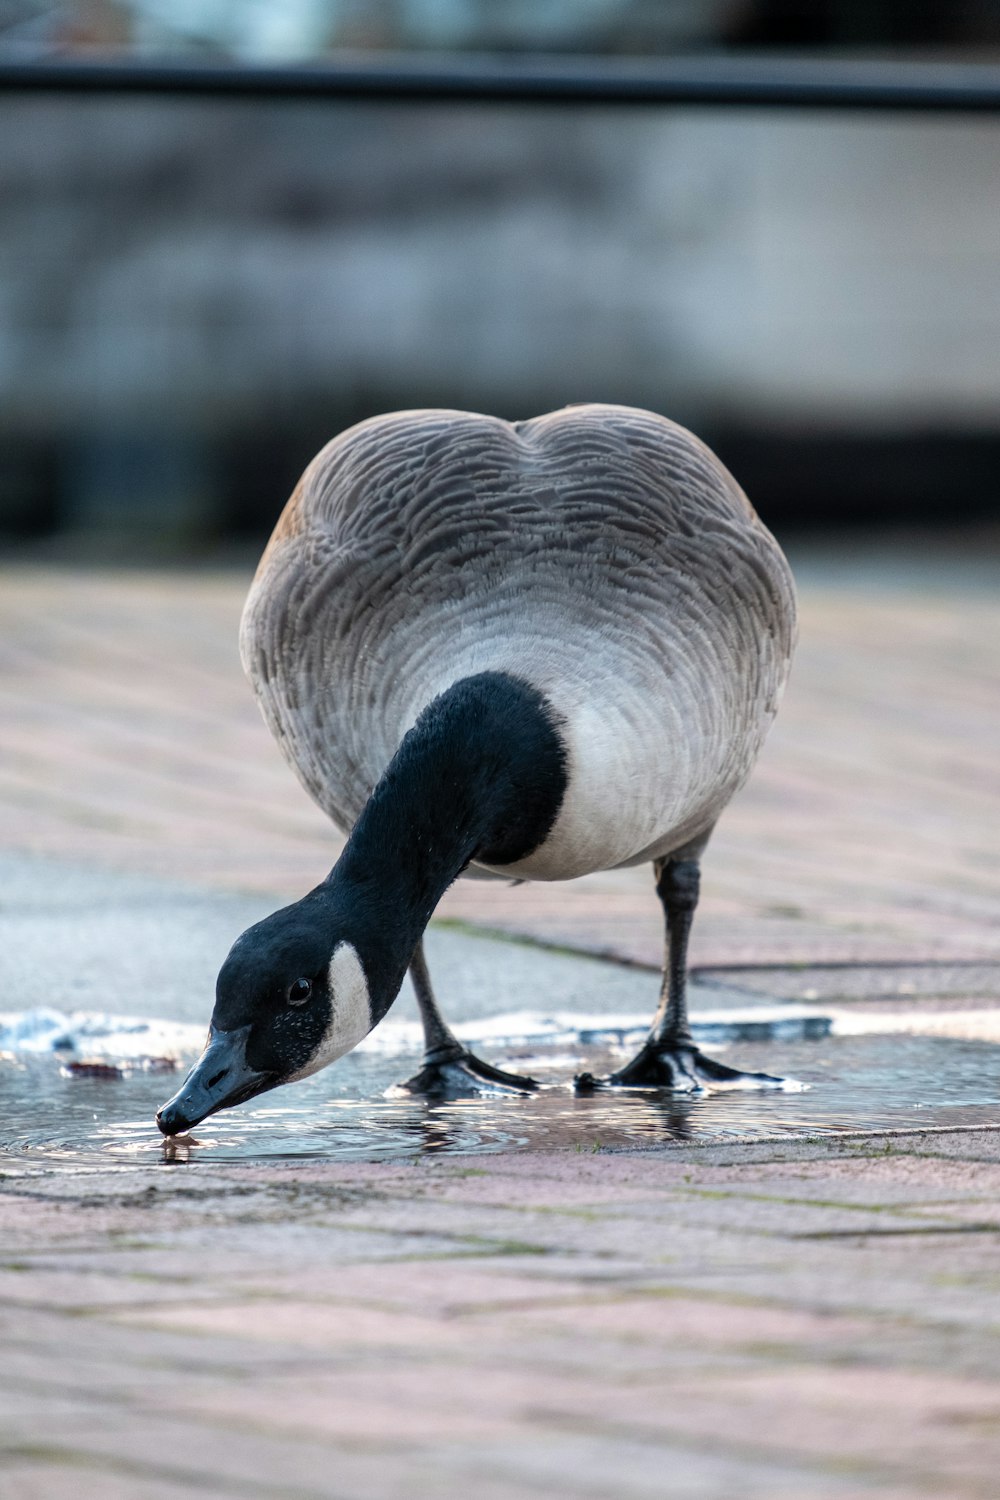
[387,937,539,1097]
[649,856,700,1048]
[576,857,792,1094]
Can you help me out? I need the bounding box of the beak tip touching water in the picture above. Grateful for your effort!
[155,1025,267,1138]
[155,1098,195,1137]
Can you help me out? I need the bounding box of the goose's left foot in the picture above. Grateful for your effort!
[388,1045,540,1098]
[575,1039,800,1095]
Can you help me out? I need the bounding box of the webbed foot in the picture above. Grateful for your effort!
[575,1039,802,1095]
[387,1045,540,1098]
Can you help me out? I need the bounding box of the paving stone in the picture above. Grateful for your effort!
[8,1138,1000,1494]
[4,548,1000,1493]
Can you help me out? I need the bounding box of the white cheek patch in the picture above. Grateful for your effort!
[288,941,373,1081]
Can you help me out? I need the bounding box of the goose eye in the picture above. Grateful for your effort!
[287,977,313,1006]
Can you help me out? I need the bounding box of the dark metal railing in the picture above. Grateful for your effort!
[2,52,1000,111]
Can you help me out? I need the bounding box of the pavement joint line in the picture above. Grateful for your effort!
[17,1280,982,1337]
[0,1335,345,1379]
[791,1223,1000,1240]
[663,1187,962,1213]
[408,1192,957,1229]
[584,1120,1000,1154]
[107,1286,742,1323]
[556,1281,1000,1343]
[429,915,662,971]
[695,958,1000,973]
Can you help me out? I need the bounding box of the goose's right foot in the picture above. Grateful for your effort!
[387,1044,540,1099]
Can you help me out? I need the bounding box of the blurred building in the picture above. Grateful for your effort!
[2,1,999,544]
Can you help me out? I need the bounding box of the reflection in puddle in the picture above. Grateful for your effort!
[3,1031,1000,1174]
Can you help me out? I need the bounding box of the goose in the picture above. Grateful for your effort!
[157,403,797,1136]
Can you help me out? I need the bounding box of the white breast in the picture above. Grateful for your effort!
[387,608,785,881]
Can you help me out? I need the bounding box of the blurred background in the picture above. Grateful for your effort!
[2,0,1000,553]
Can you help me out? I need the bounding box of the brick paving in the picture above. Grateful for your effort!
[7,1136,1000,1498]
[3,538,1000,1497]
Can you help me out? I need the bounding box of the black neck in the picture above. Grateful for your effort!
[322,672,567,1018]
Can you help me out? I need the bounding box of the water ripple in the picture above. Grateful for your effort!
[3,1034,1000,1174]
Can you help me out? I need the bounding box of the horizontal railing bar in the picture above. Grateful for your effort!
[2,53,1000,111]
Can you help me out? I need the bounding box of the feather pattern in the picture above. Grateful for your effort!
[240,403,796,882]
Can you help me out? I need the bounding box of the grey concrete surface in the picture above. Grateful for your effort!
[0,851,665,1028]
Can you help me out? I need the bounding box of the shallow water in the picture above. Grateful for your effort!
[4,1031,1000,1174]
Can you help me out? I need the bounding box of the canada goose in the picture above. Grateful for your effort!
[157,404,797,1135]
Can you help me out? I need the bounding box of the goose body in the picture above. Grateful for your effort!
[157,403,797,1135]
[240,404,795,884]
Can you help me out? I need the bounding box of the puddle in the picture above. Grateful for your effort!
[3,858,1000,1174]
[4,1030,1000,1174]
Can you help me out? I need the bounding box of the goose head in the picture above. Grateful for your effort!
[155,888,384,1136]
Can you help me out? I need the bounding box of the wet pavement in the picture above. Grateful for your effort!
[12,1030,1000,1174]
[3,545,1000,1498]
[5,854,1000,1176]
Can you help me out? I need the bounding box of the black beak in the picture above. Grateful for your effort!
[156,1025,275,1136]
